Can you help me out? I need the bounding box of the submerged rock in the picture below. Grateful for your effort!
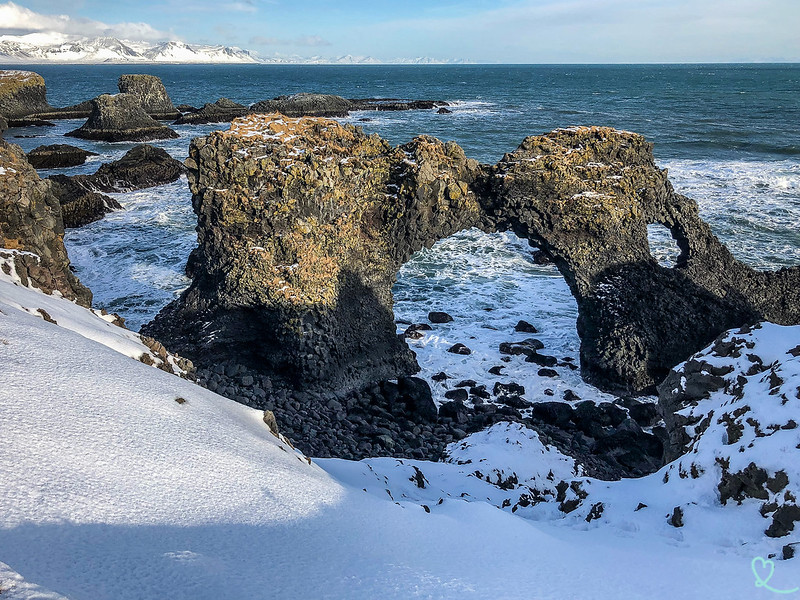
[27,144,98,169]
[0,70,53,122]
[117,74,180,120]
[66,94,179,142]
[251,93,352,118]
[0,139,91,305]
[173,98,248,125]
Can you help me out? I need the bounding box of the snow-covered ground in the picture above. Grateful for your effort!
[1,257,799,599]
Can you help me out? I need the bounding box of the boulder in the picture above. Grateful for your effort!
[47,175,122,228]
[27,144,98,169]
[0,139,91,305]
[117,74,180,120]
[0,70,53,121]
[66,94,179,142]
[87,144,185,192]
[173,98,248,125]
[251,93,353,118]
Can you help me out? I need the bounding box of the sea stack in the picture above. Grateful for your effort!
[0,70,53,123]
[67,94,179,142]
[117,74,180,120]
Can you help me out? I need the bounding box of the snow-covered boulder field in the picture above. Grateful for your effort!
[1,261,799,598]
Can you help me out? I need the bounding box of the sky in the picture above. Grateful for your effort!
[0,0,799,63]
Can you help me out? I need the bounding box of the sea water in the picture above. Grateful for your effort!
[4,63,799,404]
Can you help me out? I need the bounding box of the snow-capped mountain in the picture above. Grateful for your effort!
[0,35,260,64]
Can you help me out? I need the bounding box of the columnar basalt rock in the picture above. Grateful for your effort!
[0,139,91,305]
[0,70,53,123]
[67,94,179,142]
[146,117,800,398]
[145,113,482,391]
[117,74,180,120]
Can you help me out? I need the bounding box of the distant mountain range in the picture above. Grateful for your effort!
[0,35,469,65]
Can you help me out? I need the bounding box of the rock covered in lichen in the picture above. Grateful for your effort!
[0,70,53,121]
[117,74,179,120]
[67,94,179,142]
[482,126,800,393]
[145,113,482,392]
[0,139,91,305]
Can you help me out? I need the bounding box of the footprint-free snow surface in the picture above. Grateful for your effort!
[1,266,798,599]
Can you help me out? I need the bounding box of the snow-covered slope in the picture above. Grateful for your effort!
[1,260,798,598]
[0,35,259,64]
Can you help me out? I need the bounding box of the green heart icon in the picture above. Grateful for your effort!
[753,557,776,588]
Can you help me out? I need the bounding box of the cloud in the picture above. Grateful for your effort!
[0,1,174,41]
[223,1,257,12]
[250,34,331,47]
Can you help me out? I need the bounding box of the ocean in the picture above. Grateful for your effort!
[4,63,799,404]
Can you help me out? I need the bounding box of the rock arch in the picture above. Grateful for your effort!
[144,115,800,396]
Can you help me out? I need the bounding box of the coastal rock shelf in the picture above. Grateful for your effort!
[145,115,800,399]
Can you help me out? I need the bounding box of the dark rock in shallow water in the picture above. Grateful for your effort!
[0,70,53,120]
[27,144,97,169]
[0,139,91,305]
[514,319,538,333]
[174,98,248,124]
[350,98,449,112]
[447,343,471,355]
[117,74,180,120]
[428,311,453,323]
[47,174,122,228]
[251,93,352,118]
[66,94,179,142]
[87,144,185,192]
[176,104,198,114]
[437,107,452,114]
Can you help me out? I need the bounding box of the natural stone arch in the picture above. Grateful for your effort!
[144,115,800,397]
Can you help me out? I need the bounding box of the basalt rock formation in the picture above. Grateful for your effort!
[174,98,248,125]
[251,93,353,118]
[67,94,179,142]
[0,70,54,124]
[146,115,800,399]
[117,74,180,120]
[27,144,98,169]
[0,139,91,305]
[47,175,121,229]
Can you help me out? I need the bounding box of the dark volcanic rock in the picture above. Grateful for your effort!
[0,139,91,305]
[174,98,248,124]
[87,144,185,192]
[144,114,482,393]
[350,98,449,112]
[47,175,122,228]
[428,311,453,323]
[251,93,352,118]
[117,74,180,120]
[146,117,800,404]
[27,144,98,169]
[0,70,53,120]
[67,94,179,142]
[0,115,7,135]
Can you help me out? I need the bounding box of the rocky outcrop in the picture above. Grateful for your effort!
[47,175,121,228]
[117,74,180,120]
[173,98,248,125]
[0,139,91,305]
[0,115,7,135]
[85,144,185,192]
[481,127,800,393]
[144,114,482,392]
[657,322,800,537]
[27,144,98,169]
[145,117,800,400]
[251,93,353,118]
[0,70,53,122]
[349,98,450,112]
[66,94,179,142]
[46,144,183,227]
